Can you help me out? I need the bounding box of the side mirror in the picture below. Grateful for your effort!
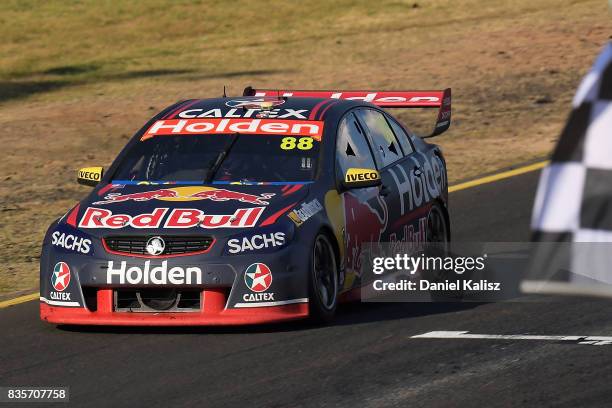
[343,168,381,189]
[77,166,104,187]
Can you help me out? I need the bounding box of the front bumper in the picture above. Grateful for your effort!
[40,229,312,326]
[40,288,308,326]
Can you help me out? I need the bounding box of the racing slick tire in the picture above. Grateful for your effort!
[424,202,463,301]
[308,233,339,323]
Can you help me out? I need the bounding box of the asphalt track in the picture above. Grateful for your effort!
[2,169,612,408]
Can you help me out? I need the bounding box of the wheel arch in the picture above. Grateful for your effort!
[317,225,342,268]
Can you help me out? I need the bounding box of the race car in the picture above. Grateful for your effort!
[40,86,451,326]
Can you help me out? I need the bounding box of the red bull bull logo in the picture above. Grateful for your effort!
[93,186,275,206]
[344,192,388,278]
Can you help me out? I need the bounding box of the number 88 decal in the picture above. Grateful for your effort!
[280,137,314,151]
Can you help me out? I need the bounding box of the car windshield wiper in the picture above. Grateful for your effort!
[205,132,240,183]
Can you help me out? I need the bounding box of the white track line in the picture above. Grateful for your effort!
[411,331,612,345]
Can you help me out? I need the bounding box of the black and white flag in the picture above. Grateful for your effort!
[522,43,612,297]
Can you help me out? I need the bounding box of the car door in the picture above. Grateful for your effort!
[353,108,429,248]
[335,112,387,289]
[385,114,447,241]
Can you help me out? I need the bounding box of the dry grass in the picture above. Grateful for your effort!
[0,0,610,293]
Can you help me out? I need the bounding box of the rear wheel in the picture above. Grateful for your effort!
[308,234,339,323]
[424,203,462,300]
[426,202,449,250]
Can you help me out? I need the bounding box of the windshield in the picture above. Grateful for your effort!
[112,134,320,183]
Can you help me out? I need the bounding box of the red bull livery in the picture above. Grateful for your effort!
[40,86,452,326]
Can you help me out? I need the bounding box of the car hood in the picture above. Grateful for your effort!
[69,183,310,237]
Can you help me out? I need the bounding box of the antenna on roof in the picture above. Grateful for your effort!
[222,86,227,98]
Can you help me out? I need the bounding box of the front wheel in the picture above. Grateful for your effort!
[308,234,339,323]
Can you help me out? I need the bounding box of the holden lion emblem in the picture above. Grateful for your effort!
[146,236,165,256]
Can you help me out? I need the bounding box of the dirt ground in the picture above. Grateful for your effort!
[0,0,610,294]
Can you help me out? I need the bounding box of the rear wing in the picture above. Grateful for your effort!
[243,87,451,137]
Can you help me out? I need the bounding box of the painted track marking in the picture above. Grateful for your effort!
[0,160,549,309]
[0,292,40,309]
[449,160,547,193]
[412,331,612,346]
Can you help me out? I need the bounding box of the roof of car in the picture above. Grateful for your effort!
[159,96,367,123]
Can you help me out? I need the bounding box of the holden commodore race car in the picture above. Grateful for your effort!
[40,86,451,326]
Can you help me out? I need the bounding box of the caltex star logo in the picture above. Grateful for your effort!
[244,263,273,293]
[51,262,71,292]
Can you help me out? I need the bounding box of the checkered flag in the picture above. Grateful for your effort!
[522,43,612,297]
